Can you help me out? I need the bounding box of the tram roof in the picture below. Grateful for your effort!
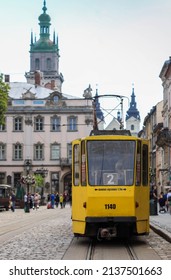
[89,130,131,136]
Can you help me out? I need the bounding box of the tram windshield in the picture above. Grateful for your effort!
[87,140,135,186]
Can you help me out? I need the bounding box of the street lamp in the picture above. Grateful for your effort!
[23,159,33,193]
[25,159,32,175]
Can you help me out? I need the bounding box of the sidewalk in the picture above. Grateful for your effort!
[150,211,171,243]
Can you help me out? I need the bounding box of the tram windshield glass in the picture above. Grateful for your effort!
[87,140,135,186]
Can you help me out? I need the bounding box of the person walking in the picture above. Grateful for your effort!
[55,192,59,208]
[24,193,27,209]
[10,191,16,212]
[50,193,55,209]
[34,193,39,210]
[59,193,63,208]
[24,193,30,213]
[163,189,168,211]
[158,192,166,213]
[167,189,171,215]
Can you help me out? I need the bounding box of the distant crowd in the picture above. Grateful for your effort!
[9,190,72,213]
[151,186,171,214]
[47,191,72,209]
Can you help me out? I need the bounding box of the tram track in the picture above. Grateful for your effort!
[86,239,95,260]
[62,235,161,260]
[124,242,138,260]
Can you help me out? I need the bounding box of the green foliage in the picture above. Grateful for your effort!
[0,74,9,125]
[34,174,44,187]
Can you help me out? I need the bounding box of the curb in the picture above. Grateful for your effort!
[150,223,171,243]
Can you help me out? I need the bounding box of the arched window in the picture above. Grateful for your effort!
[47,58,51,70]
[131,124,134,131]
[35,58,40,70]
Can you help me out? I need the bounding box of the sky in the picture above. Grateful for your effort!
[0,0,171,127]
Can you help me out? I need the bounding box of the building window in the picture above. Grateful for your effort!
[53,95,59,103]
[131,124,134,130]
[47,58,51,70]
[0,118,6,131]
[34,143,44,160]
[67,143,72,163]
[35,58,40,70]
[14,173,22,189]
[51,143,60,160]
[0,172,6,184]
[67,116,77,131]
[0,123,6,131]
[14,117,23,131]
[13,143,23,160]
[0,143,6,160]
[51,172,59,192]
[51,116,61,132]
[34,116,44,131]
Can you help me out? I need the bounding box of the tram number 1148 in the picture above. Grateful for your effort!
[104,204,116,209]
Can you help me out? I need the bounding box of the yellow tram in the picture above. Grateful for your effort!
[72,130,150,239]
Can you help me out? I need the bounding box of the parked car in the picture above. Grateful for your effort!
[0,184,12,211]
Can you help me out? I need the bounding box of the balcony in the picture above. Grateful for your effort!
[60,158,72,169]
[156,128,171,147]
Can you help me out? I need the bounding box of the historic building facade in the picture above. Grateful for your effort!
[156,56,171,190]
[0,1,94,196]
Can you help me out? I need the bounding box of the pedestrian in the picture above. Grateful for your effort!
[24,193,30,213]
[167,189,171,215]
[63,191,67,208]
[55,192,59,208]
[59,193,63,208]
[30,194,34,209]
[24,193,28,209]
[11,191,16,212]
[47,193,50,202]
[34,193,39,210]
[50,193,55,209]
[163,189,169,211]
[152,186,158,200]
[158,192,166,213]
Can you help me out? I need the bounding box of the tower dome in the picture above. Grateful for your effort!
[38,0,51,24]
[25,0,64,92]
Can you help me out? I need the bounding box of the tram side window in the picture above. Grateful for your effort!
[81,141,87,186]
[142,144,148,186]
[73,144,80,186]
[136,141,141,186]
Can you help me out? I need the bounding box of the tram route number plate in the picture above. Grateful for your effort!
[103,173,118,185]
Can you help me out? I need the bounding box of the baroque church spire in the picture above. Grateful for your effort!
[25,0,64,91]
[126,86,140,121]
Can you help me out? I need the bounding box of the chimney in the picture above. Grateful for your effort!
[51,80,55,90]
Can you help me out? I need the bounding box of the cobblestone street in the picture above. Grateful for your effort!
[0,205,73,260]
[0,205,171,260]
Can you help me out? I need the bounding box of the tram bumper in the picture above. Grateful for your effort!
[85,216,136,239]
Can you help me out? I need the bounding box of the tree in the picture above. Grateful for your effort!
[34,174,44,188]
[0,74,9,125]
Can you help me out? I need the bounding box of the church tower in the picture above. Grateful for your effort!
[25,0,64,91]
[125,86,140,136]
